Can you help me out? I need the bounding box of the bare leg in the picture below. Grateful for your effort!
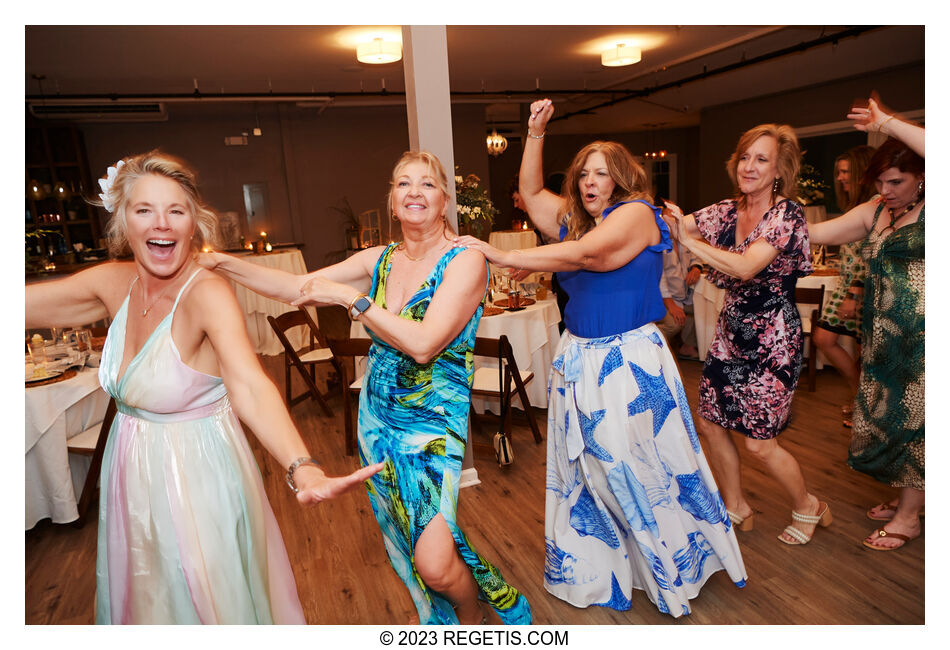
[744,438,822,542]
[864,487,924,549]
[414,514,482,624]
[696,417,752,520]
[813,327,860,394]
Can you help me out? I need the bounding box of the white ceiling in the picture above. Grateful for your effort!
[25,25,924,134]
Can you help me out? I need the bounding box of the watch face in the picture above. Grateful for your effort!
[354,296,372,313]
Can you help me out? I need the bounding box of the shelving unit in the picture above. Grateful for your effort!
[26,122,101,260]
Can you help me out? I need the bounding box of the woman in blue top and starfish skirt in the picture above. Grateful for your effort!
[201,151,531,625]
[455,99,746,618]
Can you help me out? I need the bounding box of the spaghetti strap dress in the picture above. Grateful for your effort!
[359,244,532,625]
[96,268,305,624]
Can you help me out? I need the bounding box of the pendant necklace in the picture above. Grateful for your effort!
[139,281,176,317]
[880,199,921,236]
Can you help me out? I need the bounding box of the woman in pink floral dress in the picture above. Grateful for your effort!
[665,124,832,546]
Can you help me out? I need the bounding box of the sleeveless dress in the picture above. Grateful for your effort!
[849,204,924,488]
[815,241,867,340]
[96,269,305,624]
[359,244,532,625]
[545,200,746,618]
[692,199,812,439]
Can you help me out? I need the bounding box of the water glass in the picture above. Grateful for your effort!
[28,340,47,372]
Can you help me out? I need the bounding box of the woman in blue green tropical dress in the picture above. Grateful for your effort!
[206,151,531,624]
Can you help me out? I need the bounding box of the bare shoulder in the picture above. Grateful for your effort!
[80,261,138,308]
[441,247,487,287]
[182,268,238,305]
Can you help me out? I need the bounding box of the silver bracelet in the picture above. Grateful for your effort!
[285,457,321,494]
[528,131,545,139]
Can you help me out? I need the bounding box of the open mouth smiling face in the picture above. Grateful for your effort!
[125,174,196,277]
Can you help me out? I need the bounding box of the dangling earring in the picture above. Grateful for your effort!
[391,212,399,223]
[772,178,780,193]
[917,179,924,199]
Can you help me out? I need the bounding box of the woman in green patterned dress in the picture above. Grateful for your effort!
[813,145,875,427]
[201,151,531,623]
[810,98,924,551]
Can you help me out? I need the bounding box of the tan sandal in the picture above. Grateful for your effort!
[778,501,832,545]
[727,509,755,532]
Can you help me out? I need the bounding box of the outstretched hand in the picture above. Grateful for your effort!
[294,462,385,505]
[847,97,892,133]
[453,235,506,264]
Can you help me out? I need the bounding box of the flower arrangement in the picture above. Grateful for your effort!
[455,171,496,230]
[796,163,829,206]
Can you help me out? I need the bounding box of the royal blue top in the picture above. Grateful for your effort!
[556,199,671,338]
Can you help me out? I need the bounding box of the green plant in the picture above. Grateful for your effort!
[796,164,829,206]
[455,171,496,227]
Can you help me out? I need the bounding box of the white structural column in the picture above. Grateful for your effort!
[401,25,478,485]
[401,25,459,233]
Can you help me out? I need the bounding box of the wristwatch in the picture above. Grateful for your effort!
[285,457,321,494]
[348,293,373,321]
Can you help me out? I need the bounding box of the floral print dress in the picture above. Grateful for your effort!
[692,199,812,439]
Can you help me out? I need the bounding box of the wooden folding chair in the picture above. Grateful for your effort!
[469,335,544,460]
[66,398,117,527]
[267,307,338,417]
[795,286,825,392]
[326,337,372,456]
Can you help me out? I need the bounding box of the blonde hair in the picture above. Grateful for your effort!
[95,150,220,258]
[386,150,450,221]
[834,145,877,212]
[726,124,801,209]
[561,141,652,242]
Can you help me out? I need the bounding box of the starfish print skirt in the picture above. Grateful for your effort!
[544,323,747,617]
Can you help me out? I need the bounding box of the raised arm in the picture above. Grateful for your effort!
[455,200,661,274]
[183,274,382,503]
[519,99,567,241]
[198,246,380,304]
[849,97,924,158]
[26,262,131,328]
[292,248,488,365]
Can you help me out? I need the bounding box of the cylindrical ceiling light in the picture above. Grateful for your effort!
[601,43,641,67]
[357,38,402,64]
[486,129,508,156]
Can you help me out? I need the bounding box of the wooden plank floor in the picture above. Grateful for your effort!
[25,355,924,625]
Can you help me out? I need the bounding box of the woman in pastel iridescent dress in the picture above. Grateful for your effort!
[200,151,531,624]
[25,151,381,624]
[665,125,831,547]
[456,98,746,618]
[810,99,925,550]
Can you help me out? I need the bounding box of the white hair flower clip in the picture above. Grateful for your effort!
[97,159,126,213]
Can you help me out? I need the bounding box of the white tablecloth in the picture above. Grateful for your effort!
[692,273,853,367]
[489,229,538,252]
[25,367,110,529]
[228,249,318,356]
[349,297,562,411]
